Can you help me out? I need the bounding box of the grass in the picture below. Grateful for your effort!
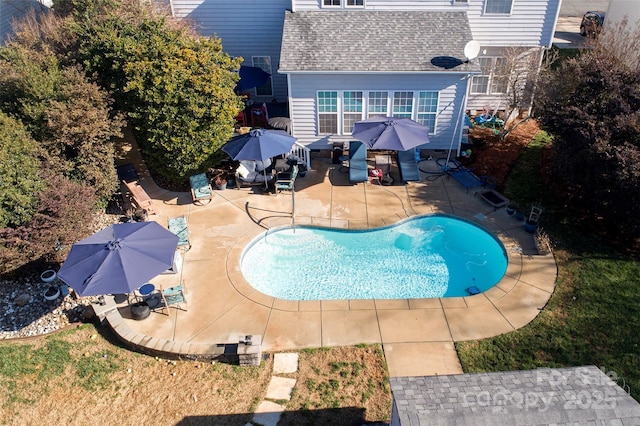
[0,326,390,425]
[457,132,640,400]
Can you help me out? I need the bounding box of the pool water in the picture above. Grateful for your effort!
[241,215,507,300]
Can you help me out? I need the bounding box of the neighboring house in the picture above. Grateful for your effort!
[171,0,562,151]
[1,0,49,45]
[389,366,640,425]
[605,0,640,30]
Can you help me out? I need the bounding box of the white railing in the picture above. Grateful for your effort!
[289,142,311,169]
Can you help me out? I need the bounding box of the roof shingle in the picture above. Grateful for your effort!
[280,10,478,73]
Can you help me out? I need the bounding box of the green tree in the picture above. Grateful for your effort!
[69,0,242,183]
[536,21,640,246]
[0,40,122,202]
[0,112,44,228]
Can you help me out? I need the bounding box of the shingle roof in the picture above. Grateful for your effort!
[280,10,479,73]
[390,366,640,425]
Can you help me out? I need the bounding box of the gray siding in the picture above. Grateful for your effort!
[170,0,290,102]
[288,72,468,150]
[605,0,640,29]
[467,0,561,48]
[294,0,455,11]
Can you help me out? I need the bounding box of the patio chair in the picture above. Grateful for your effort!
[348,141,369,184]
[397,149,421,182]
[189,173,213,205]
[276,164,298,193]
[168,216,191,252]
[158,281,187,314]
[374,154,394,185]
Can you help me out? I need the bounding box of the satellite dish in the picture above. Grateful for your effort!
[464,40,481,62]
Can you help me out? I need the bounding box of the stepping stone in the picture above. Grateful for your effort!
[273,352,299,374]
[265,376,297,401]
[252,400,285,426]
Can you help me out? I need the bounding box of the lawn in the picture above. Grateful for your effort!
[1,126,638,424]
[457,131,640,400]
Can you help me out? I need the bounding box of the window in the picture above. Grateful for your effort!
[416,92,439,132]
[318,91,338,134]
[317,90,439,135]
[342,91,363,134]
[252,56,272,97]
[470,57,506,94]
[322,0,364,7]
[392,92,413,118]
[367,91,388,118]
[484,0,512,14]
[491,58,508,93]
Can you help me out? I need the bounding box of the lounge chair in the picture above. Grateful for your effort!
[348,141,369,184]
[397,149,421,182]
[122,180,157,215]
[189,173,213,205]
[276,164,298,193]
[446,160,489,193]
[168,216,191,252]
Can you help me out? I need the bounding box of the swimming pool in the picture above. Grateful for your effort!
[241,214,507,300]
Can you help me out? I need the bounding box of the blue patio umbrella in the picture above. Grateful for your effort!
[223,128,297,188]
[351,116,430,151]
[236,65,271,92]
[57,222,179,297]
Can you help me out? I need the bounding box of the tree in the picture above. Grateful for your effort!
[536,20,640,246]
[68,0,243,183]
[492,46,554,140]
[0,112,44,228]
[0,175,97,274]
[0,32,123,203]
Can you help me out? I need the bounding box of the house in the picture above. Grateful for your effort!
[0,0,50,44]
[389,366,640,425]
[172,0,561,153]
[605,0,640,31]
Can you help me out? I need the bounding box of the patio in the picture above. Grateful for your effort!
[103,145,557,378]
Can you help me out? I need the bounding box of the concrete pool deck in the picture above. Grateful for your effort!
[105,144,557,378]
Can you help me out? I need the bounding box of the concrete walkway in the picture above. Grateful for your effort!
[104,137,557,378]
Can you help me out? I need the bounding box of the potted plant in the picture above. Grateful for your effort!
[44,285,60,301]
[214,173,228,190]
[505,202,517,216]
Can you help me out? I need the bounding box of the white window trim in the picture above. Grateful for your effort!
[483,0,513,15]
[322,0,365,9]
[317,90,440,136]
[317,90,339,135]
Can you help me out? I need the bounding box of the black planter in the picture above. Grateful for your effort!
[130,302,150,320]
